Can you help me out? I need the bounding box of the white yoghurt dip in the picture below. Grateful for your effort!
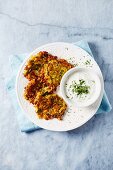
[60,67,101,107]
[65,72,95,104]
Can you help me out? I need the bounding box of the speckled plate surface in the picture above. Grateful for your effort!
[16,42,104,131]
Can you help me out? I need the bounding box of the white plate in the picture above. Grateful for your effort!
[16,42,104,131]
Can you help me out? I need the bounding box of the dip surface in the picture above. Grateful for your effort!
[65,70,97,106]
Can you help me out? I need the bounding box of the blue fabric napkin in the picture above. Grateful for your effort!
[6,40,112,132]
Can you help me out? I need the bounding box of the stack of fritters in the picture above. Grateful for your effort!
[23,51,74,120]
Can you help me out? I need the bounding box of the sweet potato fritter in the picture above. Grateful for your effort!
[34,94,67,120]
[23,51,74,120]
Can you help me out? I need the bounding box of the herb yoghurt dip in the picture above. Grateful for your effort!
[60,67,101,107]
[66,72,95,103]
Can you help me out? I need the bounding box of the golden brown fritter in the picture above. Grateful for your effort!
[34,94,67,120]
[23,51,57,81]
[23,51,74,120]
[43,58,73,87]
[23,51,73,85]
[24,79,55,104]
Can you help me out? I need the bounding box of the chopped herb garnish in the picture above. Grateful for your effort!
[71,79,90,96]
[74,63,78,67]
[65,47,68,50]
[66,95,70,98]
[85,60,91,65]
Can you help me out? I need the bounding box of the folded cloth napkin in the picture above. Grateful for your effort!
[6,40,112,132]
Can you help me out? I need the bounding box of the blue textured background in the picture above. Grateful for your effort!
[0,1,113,170]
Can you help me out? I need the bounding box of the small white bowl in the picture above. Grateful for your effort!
[60,67,102,107]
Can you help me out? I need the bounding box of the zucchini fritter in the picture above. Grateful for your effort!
[43,58,73,87]
[34,94,67,120]
[24,79,55,104]
[23,51,57,81]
